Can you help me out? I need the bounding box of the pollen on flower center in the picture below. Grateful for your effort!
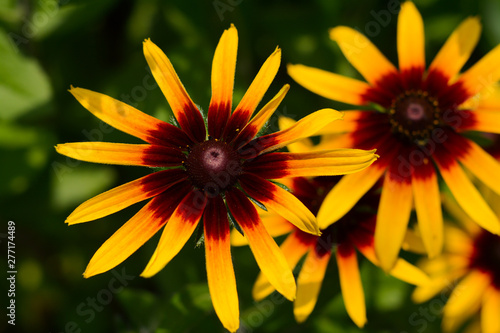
[184,139,242,195]
[389,90,440,142]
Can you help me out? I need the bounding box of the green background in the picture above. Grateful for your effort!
[1,0,498,332]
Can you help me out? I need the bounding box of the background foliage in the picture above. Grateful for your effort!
[1,0,499,332]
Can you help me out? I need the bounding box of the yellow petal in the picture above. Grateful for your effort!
[375,175,413,271]
[240,174,320,236]
[411,269,466,303]
[444,270,490,318]
[437,160,500,235]
[294,249,331,323]
[429,17,482,80]
[482,287,500,333]
[204,196,239,332]
[66,169,186,224]
[329,26,397,84]
[458,44,500,97]
[226,189,296,301]
[278,116,313,153]
[143,39,205,141]
[412,168,443,258]
[315,110,363,135]
[287,64,371,105]
[317,165,385,229]
[252,109,344,156]
[336,244,366,328]
[253,232,312,301]
[141,190,207,277]
[463,109,500,134]
[397,1,425,70]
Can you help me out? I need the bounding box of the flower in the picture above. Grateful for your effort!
[55,25,378,332]
[412,192,500,333]
[232,120,427,327]
[288,1,500,271]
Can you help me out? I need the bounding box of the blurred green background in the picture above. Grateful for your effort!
[1,0,499,332]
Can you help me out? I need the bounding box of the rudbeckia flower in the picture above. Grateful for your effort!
[288,1,500,271]
[232,120,427,327]
[55,25,378,332]
[412,193,500,333]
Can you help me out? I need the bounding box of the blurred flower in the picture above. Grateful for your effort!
[288,1,500,271]
[232,120,427,327]
[412,192,500,333]
[55,25,378,332]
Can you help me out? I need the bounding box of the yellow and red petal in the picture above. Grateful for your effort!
[56,142,184,167]
[143,39,206,142]
[226,188,296,301]
[240,173,319,235]
[204,196,239,332]
[336,243,366,328]
[277,116,314,153]
[141,189,207,277]
[287,64,371,105]
[232,84,290,148]
[208,24,238,139]
[253,231,314,301]
[459,109,500,134]
[317,165,385,229]
[66,169,187,224]
[457,44,500,98]
[397,2,425,71]
[482,287,500,333]
[83,182,190,278]
[244,149,378,179]
[224,47,281,140]
[294,247,330,323]
[375,173,413,272]
[412,161,443,258]
[69,87,190,146]
[429,17,481,81]
[329,26,397,85]
[243,109,343,157]
[434,156,500,235]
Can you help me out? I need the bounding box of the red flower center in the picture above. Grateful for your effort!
[184,139,242,195]
[469,230,500,289]
[389,90,440,142]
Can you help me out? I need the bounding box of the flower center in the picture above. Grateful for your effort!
[389,90,440,143]
[184,139,242,196]
[469,231,500,289]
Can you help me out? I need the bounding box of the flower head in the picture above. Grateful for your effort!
[288,1,500,271]
[232,123,426,327]
[56,25,377,332]
[412,193,500,333]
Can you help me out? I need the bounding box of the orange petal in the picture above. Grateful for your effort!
[66,169,187,224]
[253,231,314,301]
[412,165,443,258]
[247,108,343,156]
[481,287,500,333]
[55,142,184,167]
[429,17,481,80]
[224,47,281,140]
[315,110,364,135]
[287,64,371,105]
[141,189,207,277]
[204,196,239,332]
[375,174,413,271]
[317,165,385,229]
[444,270,490,319]
[68,87,189,146]
[240,174,319,235]
[143,39,206,142]
[462,109,500,134]
[83,183,190,277]
[294,248,331,323]
[208,24,238,139]
[397,2,425,71]
[233,84,290,148]
[226,188,296,301]
[329,26,397,84]
[336,243,366,328]
[435,159,500,235]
